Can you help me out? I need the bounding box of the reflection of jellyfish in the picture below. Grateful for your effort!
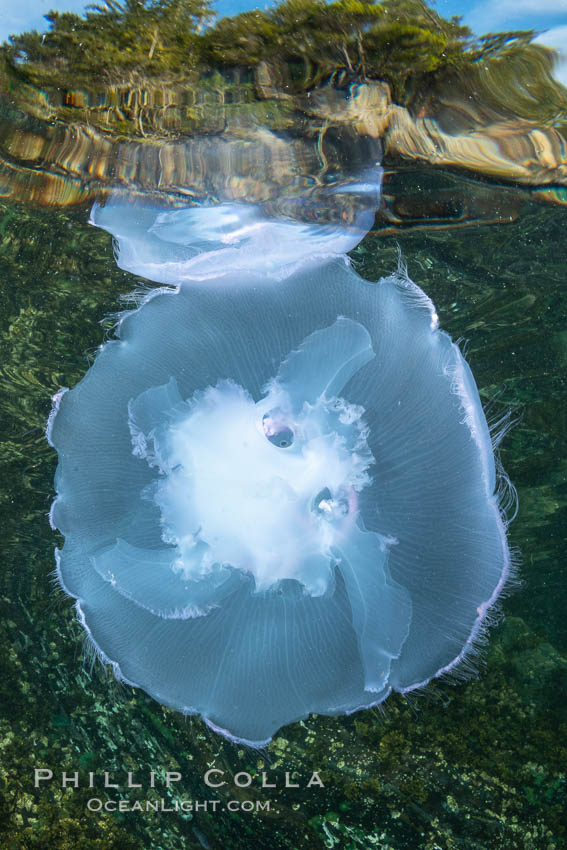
[48,190,512,745]
[89,169,383,284]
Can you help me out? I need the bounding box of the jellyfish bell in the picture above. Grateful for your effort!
[48,188,512,745]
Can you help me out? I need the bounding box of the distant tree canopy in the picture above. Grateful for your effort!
[203,0,471,90]
[2,0,472,93]
[3,0,213,77]
[3,0,561,118]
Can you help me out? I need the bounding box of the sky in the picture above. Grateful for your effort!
[0,0,566,84]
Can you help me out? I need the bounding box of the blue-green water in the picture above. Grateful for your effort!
[0,173,566,848]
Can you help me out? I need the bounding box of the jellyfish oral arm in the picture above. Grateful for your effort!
[334,527,411,694]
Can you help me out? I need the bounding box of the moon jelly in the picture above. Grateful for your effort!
[48,197,512,745]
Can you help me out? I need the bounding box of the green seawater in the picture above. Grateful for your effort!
[0,176,566,849]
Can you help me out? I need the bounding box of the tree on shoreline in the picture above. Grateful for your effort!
[2,0,470,86]
[3,0,214,81]
[2,0,562,124]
